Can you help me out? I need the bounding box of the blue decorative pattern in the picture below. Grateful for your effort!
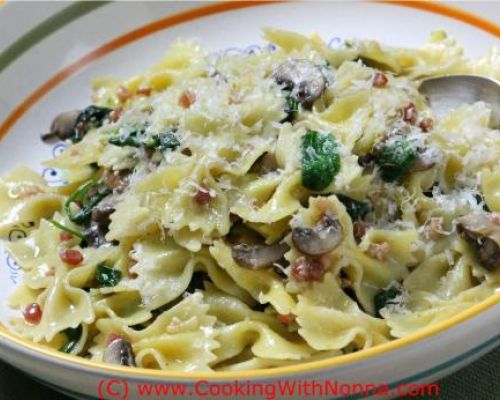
[3,120,67,284]
[5,251,21,285]
[42,167,67,186]
[41,142,68,186]
[52,142,68,157]
[214,43,276,58]
[8,228,27,242]
[327,37,343,48]
[214,37,343,59]
[5,221,34,284]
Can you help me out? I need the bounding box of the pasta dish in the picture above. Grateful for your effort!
[1,29,499,371]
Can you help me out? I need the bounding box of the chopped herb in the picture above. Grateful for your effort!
[73,106,112,143]
[280,95,299,123]
[301,130,341,191]
[337,194,370,220]
[374,285,402,317]
[59,325,82,354]
[95,263,122,288]
[64,180,111,225]
[374,138,417,182]
[48,219,84,239]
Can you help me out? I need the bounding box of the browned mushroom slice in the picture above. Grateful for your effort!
[292,214,344,256]
[273,59,326,108]
[231,242,290,270]
[456,213,500,271]
[103,337,136,367]
[83,202,115,247]
[41,110,81,142]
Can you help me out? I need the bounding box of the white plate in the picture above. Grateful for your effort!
[0,2,499,399]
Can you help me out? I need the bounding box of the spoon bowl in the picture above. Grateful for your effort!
[419,75,500,128]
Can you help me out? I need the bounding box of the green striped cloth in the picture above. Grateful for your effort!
[436,346,499,399]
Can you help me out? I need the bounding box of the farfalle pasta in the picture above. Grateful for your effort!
[1,29,499,371]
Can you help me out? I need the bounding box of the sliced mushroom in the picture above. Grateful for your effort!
[292,214,344,255]
[103,337,136,367]
[83,202,115,247]
[273,59,326,108]
[456,213,500,271]
[41,110,81,142]
[232,242,290,270]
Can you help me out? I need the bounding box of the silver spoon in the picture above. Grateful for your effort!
[419,75,500,128]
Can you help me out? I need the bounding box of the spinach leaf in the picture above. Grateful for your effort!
[374,285,402,317]
[95,263,122,288]
[301,130,340,191]
[110,126,180,153]
[64,180,111,225]
[73,106,112,143]
[59,325,82,354]
[336,194,370,220]
[374,138,417,182]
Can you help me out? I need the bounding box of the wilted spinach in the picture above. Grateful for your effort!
[374,285,402,317]
[95,263,122,288]
[336,194,371,220]
[73,106,113,143]
[301,130,340,191]
[374,138,417,182]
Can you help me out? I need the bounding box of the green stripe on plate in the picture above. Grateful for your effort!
[29,334,500,400]
[0,2,110,74]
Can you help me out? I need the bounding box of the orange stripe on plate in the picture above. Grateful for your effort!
[379,1,500,37]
